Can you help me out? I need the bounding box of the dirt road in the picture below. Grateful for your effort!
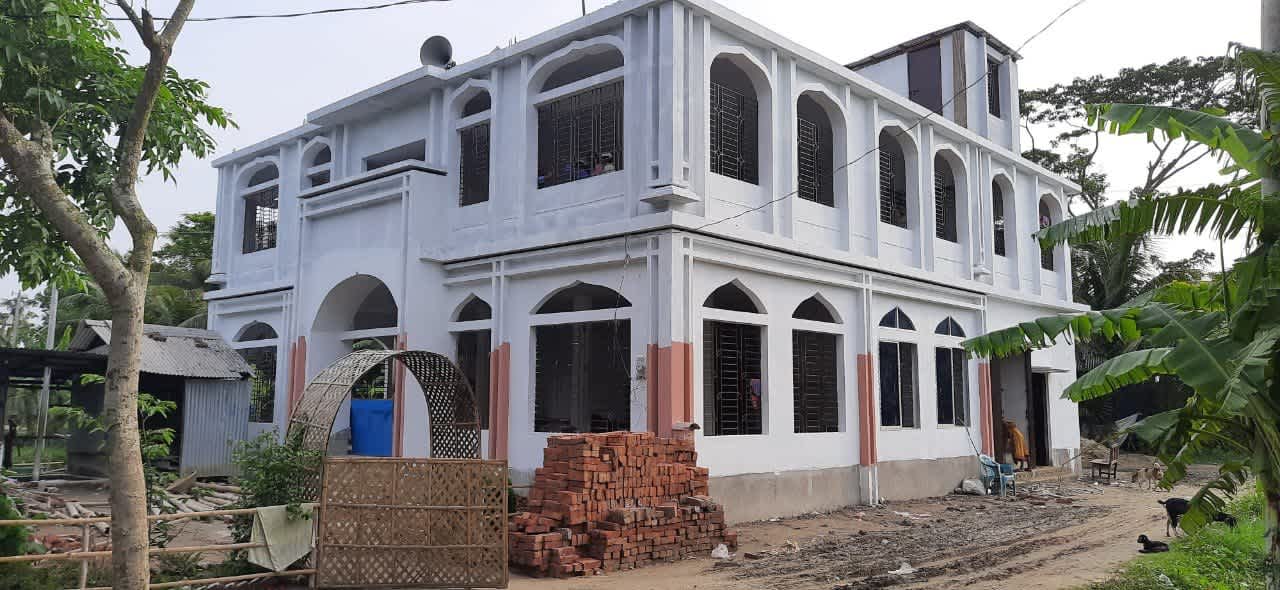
[510,465,1209,590]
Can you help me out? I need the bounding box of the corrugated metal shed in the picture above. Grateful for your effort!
[70,320,253,379]
[181,379,251,477]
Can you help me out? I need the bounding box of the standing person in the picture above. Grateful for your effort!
[1003,418,1031,471]
[2,418,16,470]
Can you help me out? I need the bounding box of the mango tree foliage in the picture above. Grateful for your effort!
[967,46,1280,587]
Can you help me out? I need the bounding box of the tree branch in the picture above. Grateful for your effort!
[0,112,132,301]
[110,0,197,274]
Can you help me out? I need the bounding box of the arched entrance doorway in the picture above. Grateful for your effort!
[310,275,401,455]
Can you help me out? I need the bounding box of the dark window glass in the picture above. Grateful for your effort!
[703,320,763,436]
[541,50,624,92]
[907,43,943,114]
[796,94,834,206]
[710,58,760,185]
[238,322,277,342]
[351,284,398,330]
[365,140,426,171]
[987,58,1002,117]
[935,347,968,426]
[239,346,276,423]
[878,130,909,228]
[793,330,839,433]
[536,81,624,188]
[704,283,760,313]
[878,307,915,330]
[307,170,331,188]
[242,186,279,253]
[1040,200,1056,271]
[457,330,491,429]
[934,317,965,337]
[311,145,332,166]
[537,283,630,314]
[792,297,836,323]
[934,155,957,242]
[247,165,279,187]
[993,182,1007,257]
[456,297,492,322]
[534,321,630,433]
[460,122,490,205]
[879,340,917,427]
[462,92,492,117]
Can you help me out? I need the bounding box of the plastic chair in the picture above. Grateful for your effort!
[979,454,1016,497]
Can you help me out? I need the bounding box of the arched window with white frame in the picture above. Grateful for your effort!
[796,93,835,207]
[709,55,765,185]
[235,322,279,424]
[992,180,1008,257]
[532,283,631,433]
[458,89,492,205]
[878,307,918,428]
[533,45,625,189]
[240,163,279,253]
[702,281,765,437]
[792,296,840,433]
[878,130,911,228]
[934,316,968,427]
[303,141,333,188]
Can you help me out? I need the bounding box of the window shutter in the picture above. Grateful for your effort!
[899,343,916,428]
[952,348,967,426]
[459,122,490,205]
[878,341,900,427]
[797,117,820,204]
[935,347,953,425]
[934,169,956,241]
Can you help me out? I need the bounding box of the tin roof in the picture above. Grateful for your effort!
[70,320,252,380]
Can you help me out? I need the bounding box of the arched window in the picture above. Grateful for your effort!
[456,296,492,321]
[878,307,915,330]
[454,294,492,428]
[242,164,279,253]
[934,154,958,242]
[792,296,836,323]
[796,93,834,206]
[535,48,624,189]
[703,282,761,313]
[878,130,909,228]
[458,89,492,206]
[534,281,630,434]
[935,317,965,337]
[1039,198,1057,271]
[236,321,278,424]
[351,283,398,330]
[992,181,1007,257]
[703,280,765,436]
[304,143,332,188]
[537,283,630,314]
[710,55,762,185]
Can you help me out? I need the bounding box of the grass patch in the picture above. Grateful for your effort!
[1082,491,1268,590]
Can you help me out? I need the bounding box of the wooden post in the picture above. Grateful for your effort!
[79,522,90,589]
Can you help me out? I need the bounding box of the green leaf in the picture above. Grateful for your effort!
[1087,103,1269,175]
[1035,183,1255,248]
[1064,348,1172,401]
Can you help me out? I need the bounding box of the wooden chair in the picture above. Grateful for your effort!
[1089,444,1120,482]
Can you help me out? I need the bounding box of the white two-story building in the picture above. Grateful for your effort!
[206,0,1083,521]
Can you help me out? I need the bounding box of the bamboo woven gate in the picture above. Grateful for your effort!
[287,349,507,588]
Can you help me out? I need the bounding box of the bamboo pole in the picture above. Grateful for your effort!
[79,568,317,590]
[78,523,89,590]
[0,542,265,564]
[0,507,259,527]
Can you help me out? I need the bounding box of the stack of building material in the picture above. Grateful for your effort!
[508,430,737,577]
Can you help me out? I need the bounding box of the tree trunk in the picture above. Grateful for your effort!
[105,288,151,589]
[1266,479,1280,590]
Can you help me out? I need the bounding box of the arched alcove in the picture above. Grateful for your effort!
[796,92,837,207]
[709,52,771,186]
[703,281,763,314]
[877,128,915,229]
[792,296,838,323]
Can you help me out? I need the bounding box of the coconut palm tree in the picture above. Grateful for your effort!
[964,46,1280,586]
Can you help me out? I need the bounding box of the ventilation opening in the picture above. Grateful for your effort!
[540,49,624,92]
[365,140,427,171]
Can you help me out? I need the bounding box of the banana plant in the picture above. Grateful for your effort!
[964,45,1280,586]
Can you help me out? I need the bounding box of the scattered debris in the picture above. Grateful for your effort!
[888,562,918,575]
[711,544,731,559]
[957,478,987,495]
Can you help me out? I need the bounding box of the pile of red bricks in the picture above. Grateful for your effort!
[508,430,737,577]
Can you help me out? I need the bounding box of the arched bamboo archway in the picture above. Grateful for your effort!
[286,349,481,459]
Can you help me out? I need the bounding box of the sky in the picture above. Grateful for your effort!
[0,0,1262,300]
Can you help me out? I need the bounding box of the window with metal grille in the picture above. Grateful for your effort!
[536,81,623,189]
[703,320,763,436]
[878,131,908,228]
[457,330,491,429]
[992,181,1007,257]
[987,58,1002,117]
[934,156,958,242]
[1040,200,1056,270]
[239,346,276,423]
[459,122,490,205]
[878,340,917,428]
[709,60,760,185]
[242,186,278,253]
[793,330,839,433]
[534,320,630,433]
[935,347,968,426]
[796,95,834,206]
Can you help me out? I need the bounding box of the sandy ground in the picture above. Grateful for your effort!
[509,458,1215,590]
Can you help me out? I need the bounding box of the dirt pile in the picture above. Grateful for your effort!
[508,430,737,577]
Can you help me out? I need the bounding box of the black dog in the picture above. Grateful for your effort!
[1213,512,1238,528]
[1159,498,1190,537]
[1138,534,1170,553]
